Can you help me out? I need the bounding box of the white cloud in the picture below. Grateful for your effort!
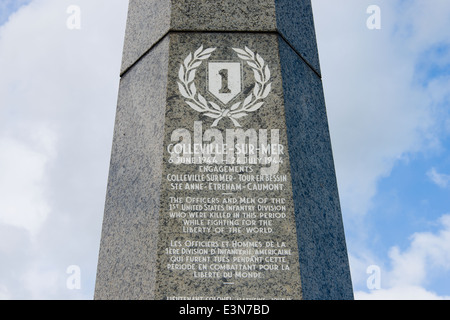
[356,285,450,300]
[347,251,385,290]
[312,0,439,219]
[0,0,128,299]
[356,214,450,299]
[391,215,450,281]
[0,0,30,25]
[427,167,450,188]
[20,261,87,300]
[313,0,450,299]
[0,133,54,235]
[0,285,12,300]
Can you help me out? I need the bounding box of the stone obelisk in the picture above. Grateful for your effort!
[94,0,353,300]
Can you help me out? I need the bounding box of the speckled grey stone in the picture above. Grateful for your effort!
[154,32,302,300]
[170,0,277,31]
[95,37,170,300]
[97,0,353,300]
[275,0,321,76]
[120,0,321,76]
[120,0,171,74]
[279,36,353,299]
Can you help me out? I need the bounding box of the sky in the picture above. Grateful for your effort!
[0,0,449,300]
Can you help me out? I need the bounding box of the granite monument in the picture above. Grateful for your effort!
[94,0,353,300]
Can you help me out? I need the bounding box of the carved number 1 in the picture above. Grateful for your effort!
[218,69,231,94]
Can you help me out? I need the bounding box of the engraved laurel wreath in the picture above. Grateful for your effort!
[178,46,272,127]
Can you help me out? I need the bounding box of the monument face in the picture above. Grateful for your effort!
[95,0,353,300]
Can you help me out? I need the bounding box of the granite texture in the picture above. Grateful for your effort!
[154,33,302,300]
[170,0,277,31]
[121,0,321,77]
[278,36,353,299]
[120,0,171,74]
[94,37,170,300]
[275,0,321,76]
